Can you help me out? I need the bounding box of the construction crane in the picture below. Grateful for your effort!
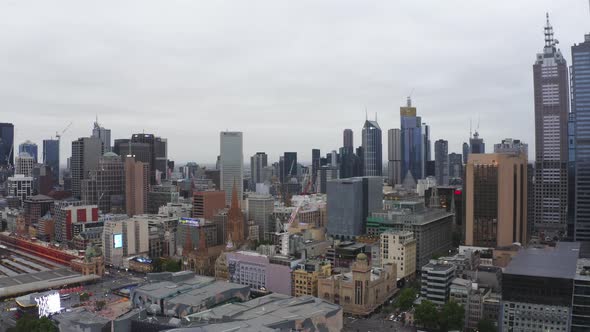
[56,122,72,140]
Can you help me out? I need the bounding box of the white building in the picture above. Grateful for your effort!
[7,174,33,201]
[380,230,417,279]
[220,132,243,206]
[15,152,34,176]
[103,216,149,268]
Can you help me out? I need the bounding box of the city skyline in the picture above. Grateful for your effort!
[3,1,588,165]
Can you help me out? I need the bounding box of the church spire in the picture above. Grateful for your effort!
[230,178,240,209]
[198,224,208,254]
[183,225,193,254]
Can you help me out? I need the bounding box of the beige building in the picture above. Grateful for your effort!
[102,216,149,267]
[465,153,527,248]
[292,261,332,297]
[380,230,416,279]
[318,254,397,316]
[124,156,149,216]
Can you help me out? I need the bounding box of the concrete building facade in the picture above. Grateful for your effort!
[380,230,416,279]
[220,131,243,206]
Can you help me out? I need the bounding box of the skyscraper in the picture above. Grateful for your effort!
[71,137,103,198]
[113,133,167,185]
[387,129,401,186]
[533,14,569,236]
[573,33,590,242]
[434,139,449,186]
[43,139,60,186]
[81,152,124,214]
[92,118,111,152]
[362,119,382,176]
[220,131,243,206]
[0,123,14,168]
[312,149,320,188]
[448,153,463,180]
[15,152,34,176]
[250,152,268,190]
[462,142,470,164]
[423,124,431,162]
[18,140,38,163]
[400,97,424,181]
[283,152,298,181]
[124,156,149,216]
[469,131,485,154]
[343,129,353,149]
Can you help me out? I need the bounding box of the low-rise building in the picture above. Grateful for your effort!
[292,260,332,297]
[420,261,456,305]
[380,230,416,280]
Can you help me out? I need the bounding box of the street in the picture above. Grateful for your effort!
[343,314,416,332]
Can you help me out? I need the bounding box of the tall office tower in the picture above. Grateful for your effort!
[400,97,424,181]
[573,32,590,243]
[0,123,14,168]
[283,152,297,182]
[330,150,338,167]
[43,139,59,185]
[248,194,275,241]
[15,152,34,176]
[469,131,485,154]
[227,183,245,245]
[494,138,528,156]
[423,124,431,162]
[18,141,38,163]
[465,153,528,247]
[71,137,103,198]
[250,152,268,190]
[91,118,111,152]
[387,129,401,186]
[362,119,382,176]
[343,129,354,149]
[124,156,149,216]
[192,191,225,219]
[448,153,463,180]
[568,113,576,239]
[340,147,361,179]
[462,142,470,164]
[278,156,285,184]
[311,149,320,187]
[532,15,569,236]
[113,133,167,185]
[220,131,243,206]
[434,140,449,186]
[356,146,364,173]
[81,152,124,213]
[326,176,382,240]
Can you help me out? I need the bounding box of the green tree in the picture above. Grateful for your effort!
[477,319,497,332]
[414,300,439,329]
[79,292,90,302]
[95,300,106,311]
[439,300,464,331]
[152,257,164,272]
[12,314,57,332]
[395,288,417,311]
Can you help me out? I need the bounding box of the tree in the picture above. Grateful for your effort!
[414,300,439,329]
[11,314,57,332]
[395,288,417,311]
[439,300,464,331]
[95,300,106,311]
[152,258,164,272]
[477,319,497,332]
[79,292,90,302]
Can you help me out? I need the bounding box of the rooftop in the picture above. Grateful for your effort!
[0,268,99,298]
[505,242,580,279]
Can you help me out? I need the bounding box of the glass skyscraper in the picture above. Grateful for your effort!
[400,98,424,181]
[220,131,243,206]
[362,119,382,176]
[573,34,590,242]
[43,139,60,185]
[18,140,38,163]
[0,123,14,168]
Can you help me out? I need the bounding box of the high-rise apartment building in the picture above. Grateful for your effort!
[380,230,416,279]
[125,156,149,216]
[0,123,14,168]
[401,98,424,181]
[220,132,243,206]
[250,152,268,190]
[91,118,111,152]
[362,120,382,176]
[18,141,38,163]
[43,139,59,185]
[434,139,449,186]
[572,33,590,242]
[81,152,124,213]
[533,15,569,236]
[15,152,34,176]
[71,136,103,198]
[387,129,401,186]
[465,153,528,247]
[247,194,275,241]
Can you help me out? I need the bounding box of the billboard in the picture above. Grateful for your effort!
[35,292,61,317]
[180,217,202,226]
[113,234,123,248]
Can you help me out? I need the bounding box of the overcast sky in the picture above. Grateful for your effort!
[2,1,589,165]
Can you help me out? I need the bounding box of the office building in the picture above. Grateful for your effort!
[220,131,243,206]
[283,152,297,183]
[7,174,33,202]
[380,230,416,279]
[401,98,424,181]
[192,190,225,220]
[0,123,14,168]
[15,152,34,176]
[91,118,111,152]
[103,216,149,268]
[147,184,179,214]
[532,16,570,236]
[318,253,396,315]
[362,119,382,176]
[23,194,54,229]
[81,152,124,214]
[573,33,590,242]
[18,140,38,163]
[54,202,100,244]
[423,123,431,163]
[326,176,382,240]
[124,156,149,216]
[448,153,463,180]
[312,148,320,188]
[420,261,456,305]
[113,133,168,184]
[292,260,332,297]
[501,242,579,332]
[71,136,103,198]
[494,138,528,156]
[250,152,267,190]
[223,251,294,295]
[343,128,353,149]
[318,165,339,194]
[387,129,402,186]
[434,139,449,186]
[465,153,527,247]
[42,139,59,185]
[462,142,470,164]
[573,259,590,331]
[470,131,485,154]
[248,194,275,241]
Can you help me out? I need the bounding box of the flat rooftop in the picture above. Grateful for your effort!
[0,268,99,298]
[505,242,580,279]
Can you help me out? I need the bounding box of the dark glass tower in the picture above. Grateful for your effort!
[400,98,424,181]
[43,139,60,185]
[283,152,297,181]
[312,149,320,187]
[362,119,382,176]
[19,141,38,163]
[0,123,14,168]
[533,14,569,236]
[434,139,449,185]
